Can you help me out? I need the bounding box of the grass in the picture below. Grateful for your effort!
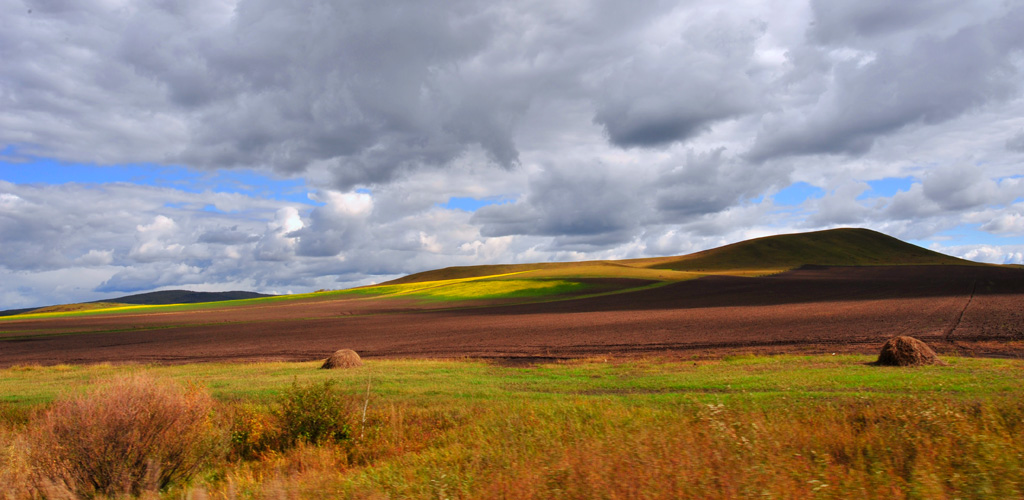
[333,272,587,300]
[2,354,1023,498]
[2,355,1020,408]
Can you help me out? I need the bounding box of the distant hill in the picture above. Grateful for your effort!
[0,290,273,317]
[386,228,974,284]
[0,307,40,318]
[646,228,967,271]
[2,228,976,316]
[98,290,273,305]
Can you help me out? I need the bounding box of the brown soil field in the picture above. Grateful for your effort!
[1,265,1022,366]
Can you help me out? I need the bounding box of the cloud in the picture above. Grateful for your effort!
[97,263,205,293]
[591,13,763,147]
[3,0,521,186]
[934,244,1024,265]
[0,0,784,189]
[654,148,777,218]
[291,191,373,257]
[974,202,1024,236]
[750,4,1024,161]
[472,162,647,248]
[4,1,1024,308]
[1007,130,1024,153]
[75,249,114,267]
[808,0,963,44]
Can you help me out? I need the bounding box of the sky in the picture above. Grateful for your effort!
[2,0,1024,309]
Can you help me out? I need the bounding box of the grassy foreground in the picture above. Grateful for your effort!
[2,355,1023,499]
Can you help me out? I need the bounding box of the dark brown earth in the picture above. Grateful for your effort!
[1,265,1022,367]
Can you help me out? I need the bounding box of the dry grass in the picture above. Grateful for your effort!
[321,349,363,369]
[188,397,1024,499]
[2,356,1023,498]
[28,375,224,498]
[876,336,943,366]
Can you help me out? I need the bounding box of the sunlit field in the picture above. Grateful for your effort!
[2,354,1022,499]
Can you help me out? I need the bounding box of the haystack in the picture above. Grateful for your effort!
[321,349,363,369]
[875,336,942,366]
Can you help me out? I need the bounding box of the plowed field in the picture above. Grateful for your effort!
[2,266,1022,366]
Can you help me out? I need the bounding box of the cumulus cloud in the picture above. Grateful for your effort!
[292,191,373,257]
[937,245,1024,265]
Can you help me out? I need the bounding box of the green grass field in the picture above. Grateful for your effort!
[2,354,1020,407]
[2,355,1023,498]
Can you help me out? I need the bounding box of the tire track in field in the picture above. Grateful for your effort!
[943,279,977,354]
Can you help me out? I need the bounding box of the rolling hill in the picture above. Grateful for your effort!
[98,290,273,306]
[0,290,273,317]
[643,227,967,271]
[0,228,976,318]
[385,228,972,284]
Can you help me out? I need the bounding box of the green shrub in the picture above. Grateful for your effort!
[278,379,352,446]
[29,375,224,497]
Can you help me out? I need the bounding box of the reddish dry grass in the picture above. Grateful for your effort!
[433,399,1024,499]
[28,375,224,497]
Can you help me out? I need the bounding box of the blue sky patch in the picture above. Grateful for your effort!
[925,224,1024,247]
[440,196,515,212]
[859,176,916,200]
[1,149,318,205]
[773,182,825,206]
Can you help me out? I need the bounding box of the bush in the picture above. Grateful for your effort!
[279,380,352,446]
[30,375,224,497]
[229,403,283,460]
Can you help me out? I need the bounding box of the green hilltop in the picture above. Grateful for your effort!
[643,227,968,272]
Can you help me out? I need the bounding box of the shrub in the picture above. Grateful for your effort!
[30,375,224,497]
[229,403,283,460]
[278,380,352,446]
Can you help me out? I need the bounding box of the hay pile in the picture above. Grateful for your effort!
[876,336,943,366]
[321,349,363,369]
